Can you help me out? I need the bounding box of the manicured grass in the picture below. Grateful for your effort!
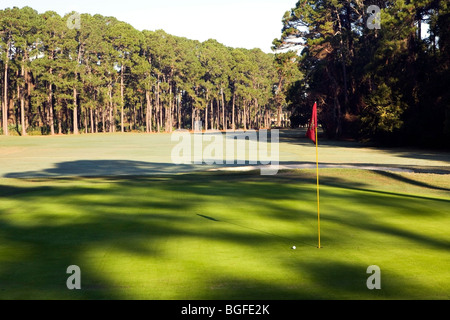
[0,169,448,299]
[1,130,449,178]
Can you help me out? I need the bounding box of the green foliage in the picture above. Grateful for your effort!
[275,0,450,148]
[1,6,296,136]
[361,83,405,136]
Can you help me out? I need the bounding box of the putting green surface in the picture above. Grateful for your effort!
[0,131,449,299]
[1,130,449,177]
[0,169,449,300]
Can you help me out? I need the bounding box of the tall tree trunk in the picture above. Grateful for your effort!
[335,8,348,106]
[334,94,342,137]
[48,49,55,136]
[65,106,70,134]
[145,89,152,133]
[73,43,83,135]
[276,104,282,127]
[94,108,98,133]
[48,81,55,135]
[204,92,209,131]
[156,77,160,132]
[232,92,235,131]
[243,100,247,131]
[264,109,268,129]
[84,110,88,134]
[26,62,32,132]
[20,64,26,136]
[217,97,221,130]
[169,78,174,133]
[133,105,136,130]
[108,84,113,133]
[112,100,117,133]
[191,107,195,130]
[20,89,26,135]
[16,72,20,133]
[204,106,208,131]
[177,92,181,130]
[221,87,225,130]
[90,108,94,133]
[120,64,124,133]
[2,57,8,135]
[73,87,79,134]
[216,98,219,130]
[177,94,180,129]
[166,78,173,133]
[210,99,213,130]
[129,105,133,132]
[254,99,259,129]
[102,108,105,133]
[39,104,47,130]
[167,105,171,132]
[159,103,163,132]
[58,108,63,134]
[109,105,113,133]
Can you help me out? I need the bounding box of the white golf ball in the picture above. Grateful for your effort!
[292,246,296,250]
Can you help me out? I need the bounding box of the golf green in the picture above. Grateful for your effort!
[0,169,448,299]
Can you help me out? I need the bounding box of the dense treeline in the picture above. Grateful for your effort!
[0,7,301,136]
[276,0,450,148]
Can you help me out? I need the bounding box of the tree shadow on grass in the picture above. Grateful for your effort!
[3,159,270,179]
[0,174,322,299]
[279,260,448,300]
[3,160,203,178]
[0,184,198,299]
[395,150,450,163]
[0,163,449,299]
[370,170,450,192]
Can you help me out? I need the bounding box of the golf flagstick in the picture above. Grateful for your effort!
[315,112,321,248]
[306,102,321,248]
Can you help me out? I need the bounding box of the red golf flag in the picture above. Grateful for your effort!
[306,102,317,144]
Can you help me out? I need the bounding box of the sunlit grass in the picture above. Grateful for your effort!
[0,169,449,299]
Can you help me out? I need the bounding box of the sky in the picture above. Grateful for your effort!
[1,0,298,53]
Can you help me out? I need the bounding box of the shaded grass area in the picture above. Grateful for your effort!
[0,169,449,300]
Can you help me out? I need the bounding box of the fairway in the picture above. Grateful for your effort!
[1,130,449,177]
[0,132,449,300]
[1,0,449,306]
